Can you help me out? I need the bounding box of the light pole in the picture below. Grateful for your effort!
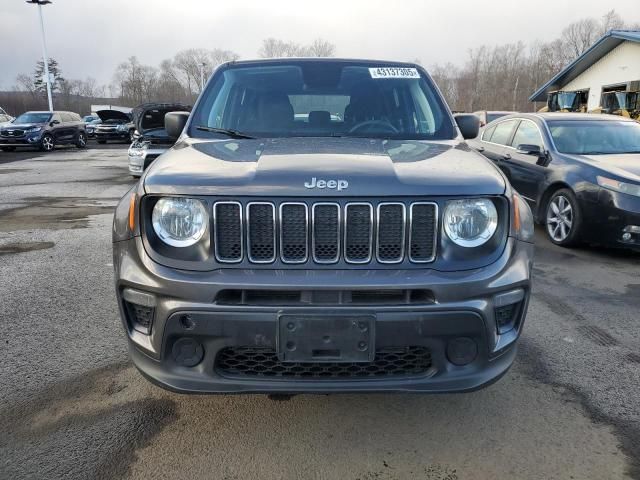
[199,62,207,92]
[27,0,53,111]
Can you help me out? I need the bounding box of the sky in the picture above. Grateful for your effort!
[1,0,639,90]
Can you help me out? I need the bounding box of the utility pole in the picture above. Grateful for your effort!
[27,0,54,111]
[512,76,520,112]
[199,62,207,92]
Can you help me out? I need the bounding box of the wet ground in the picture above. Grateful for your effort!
[0,144,639,480]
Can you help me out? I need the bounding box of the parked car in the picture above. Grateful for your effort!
[0,112,14,126]
[82,114,101,138]
[0,111,87,152]
[113,58,535,395]
[128,102,191,178]
[473,110,516,128]
[468,113,640,249]
[94,109,134,144]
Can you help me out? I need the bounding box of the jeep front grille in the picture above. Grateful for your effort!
[212,200,437,265]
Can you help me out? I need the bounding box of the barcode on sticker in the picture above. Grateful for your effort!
[369,67,420,79]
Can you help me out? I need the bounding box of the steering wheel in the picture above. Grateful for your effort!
[348,119,399,134]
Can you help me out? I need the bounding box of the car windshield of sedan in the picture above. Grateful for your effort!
[189,61,455,140]
[13,112,52,124]
[549,120,640,155]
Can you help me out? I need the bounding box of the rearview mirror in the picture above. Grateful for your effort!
[516,144,541,155]
[165,112,190,140]
[454,114,480,140]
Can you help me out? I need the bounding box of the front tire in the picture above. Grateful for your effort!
[40,134,55,152]
[545,188,582,247]
[76,132,87,148]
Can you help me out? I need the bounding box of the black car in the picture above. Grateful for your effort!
[112,58,535,394]
[468,113,640,249]
[94,109,135,144]
[0,111,87,152]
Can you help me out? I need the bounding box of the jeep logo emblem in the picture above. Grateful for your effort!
[304,177,349,191]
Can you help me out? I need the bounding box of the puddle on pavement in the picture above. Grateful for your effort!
[0,196,121,232]
[0,241,54,255]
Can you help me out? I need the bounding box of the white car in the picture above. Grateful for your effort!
[128,102,191,178]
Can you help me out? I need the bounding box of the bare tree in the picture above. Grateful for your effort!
[307,38,336,57]
[259,38,336,58]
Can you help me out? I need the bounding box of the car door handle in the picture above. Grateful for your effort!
[502,153,511,160]
[476,146,485,153]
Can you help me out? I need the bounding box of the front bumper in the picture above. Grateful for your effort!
[128,146,165,176]
[96,130,130,141]
[0,133,43,147]
[113,236,533,394]
[581,188,640,249]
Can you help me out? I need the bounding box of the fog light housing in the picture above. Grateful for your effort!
[495,303,521,334]
[122,289,156,334]
[446,337,478,366]
[172,338,204,367]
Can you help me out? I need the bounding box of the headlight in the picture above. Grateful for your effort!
[116,124,128,132]
[152,197,208,247]
[597,176,640,198]
[443,198,498,247]
[128,146,145,157]
[25,126,42,133]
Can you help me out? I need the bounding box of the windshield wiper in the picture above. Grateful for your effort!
[195,126,255,139]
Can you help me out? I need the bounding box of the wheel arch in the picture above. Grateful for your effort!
[536,181,573,223]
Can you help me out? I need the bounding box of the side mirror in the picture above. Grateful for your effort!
[50,120,60,126]
[454,114,480,139]
[516,144,541,155]
[165,111,190,140]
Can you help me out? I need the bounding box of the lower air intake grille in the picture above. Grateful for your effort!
[216,346,433,379]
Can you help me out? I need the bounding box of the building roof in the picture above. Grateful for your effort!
[529,30,640,102]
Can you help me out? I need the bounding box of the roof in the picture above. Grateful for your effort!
[506,112,636,122]
[529,30,640,102]
[226,58,419,67]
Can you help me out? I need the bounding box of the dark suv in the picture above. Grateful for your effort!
[0,111,87,152]
[113,59,535,394]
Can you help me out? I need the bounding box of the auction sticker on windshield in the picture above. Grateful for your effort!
[369,67,420,79]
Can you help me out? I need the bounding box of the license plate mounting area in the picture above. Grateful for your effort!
[277,314,375,363]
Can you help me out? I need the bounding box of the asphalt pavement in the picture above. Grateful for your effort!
[0,144,639,480]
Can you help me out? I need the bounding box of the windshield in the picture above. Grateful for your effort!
[549,120,640,154]
[13,112,52,124]
[189,61,454,140]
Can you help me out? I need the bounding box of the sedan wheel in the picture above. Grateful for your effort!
[40,134,55,152]
[545,189,581,246]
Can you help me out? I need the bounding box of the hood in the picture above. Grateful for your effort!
[571,153,640,182]
[132,103,191,136]
[143,137,506,197]
[96,109,131,123]
[0,122,44,129]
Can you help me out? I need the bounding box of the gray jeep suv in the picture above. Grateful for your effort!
[113,59,534,394]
